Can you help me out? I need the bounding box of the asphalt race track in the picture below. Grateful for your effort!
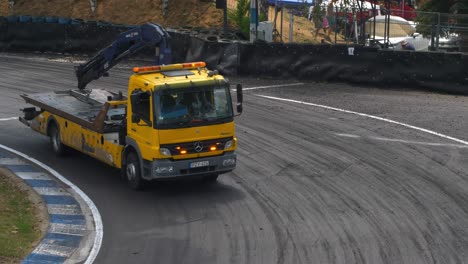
[1,54,468,264]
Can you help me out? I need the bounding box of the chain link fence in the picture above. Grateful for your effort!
[259,1,467,53]
[417,12,468,52]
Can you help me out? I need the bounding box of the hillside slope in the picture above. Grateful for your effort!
[0,0,224,28]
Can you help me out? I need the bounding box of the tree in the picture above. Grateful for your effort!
[227,0,267,39]
[228,0,251,38]
[450,0,468,13]
[416,0,468,51]
[418,0,454,12]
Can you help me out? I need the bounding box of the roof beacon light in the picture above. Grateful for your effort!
[133,62,206,74]
[133,65,162,73]
[182,62,206,69]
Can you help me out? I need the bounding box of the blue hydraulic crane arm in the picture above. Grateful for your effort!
[75,22,172,90]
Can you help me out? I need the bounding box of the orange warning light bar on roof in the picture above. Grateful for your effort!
[182,62,206,69]
[133,62,206,74]
[133,65,161,73]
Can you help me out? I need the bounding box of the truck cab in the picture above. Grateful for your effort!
[122,62,242,189]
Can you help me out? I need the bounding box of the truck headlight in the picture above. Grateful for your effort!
[224,140,233,150]
[160,148,171,156]
[155,166,173,174]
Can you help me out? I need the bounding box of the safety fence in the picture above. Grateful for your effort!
[418,12,468,52]
[263,1,468,53]
[0,17,467,94]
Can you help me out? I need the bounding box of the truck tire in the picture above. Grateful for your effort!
[49,123,65,156]
[126,152,145,190]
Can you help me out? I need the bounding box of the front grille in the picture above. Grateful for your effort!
[161,137,232,155]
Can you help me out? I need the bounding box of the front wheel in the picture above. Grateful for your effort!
[126,152,145,190]
[49,123,65,156]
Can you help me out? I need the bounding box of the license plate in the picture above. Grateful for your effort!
[190,161,209,168]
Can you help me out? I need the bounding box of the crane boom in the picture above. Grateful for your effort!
[75,22,172,90]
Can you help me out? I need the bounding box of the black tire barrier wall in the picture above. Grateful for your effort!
[238,43,468,94]
[183,37,240,76]
[0,21,126,53]
[0,18,466,94]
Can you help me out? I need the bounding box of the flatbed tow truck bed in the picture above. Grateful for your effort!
[21,89,126,133]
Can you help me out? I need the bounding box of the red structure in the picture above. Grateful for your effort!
[387,0,417,21]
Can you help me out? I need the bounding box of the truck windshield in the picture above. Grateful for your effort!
[154,82,234,129]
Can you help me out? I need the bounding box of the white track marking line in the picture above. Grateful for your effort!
[0,117,18,121]
[335,133,361,138]
[0,144,103,264]
[236,83,304,91]
[15,172,51,180]
[371,137,468,148]
[258,94,468,146]
[35,187,70,196]
[334,133,468,148]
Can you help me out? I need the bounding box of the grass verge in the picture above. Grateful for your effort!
[0,169,43,264]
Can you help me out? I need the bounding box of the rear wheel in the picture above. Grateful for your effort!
[49,123,65,156]
[126,152,145,190]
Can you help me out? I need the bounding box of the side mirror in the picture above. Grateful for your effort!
[130,93,139,106]
[236,84,243,114]
[130,91,150,105]
[237,104,243,114]
[131,113,141,123]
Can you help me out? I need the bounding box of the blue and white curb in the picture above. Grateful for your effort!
[0,145,103,264]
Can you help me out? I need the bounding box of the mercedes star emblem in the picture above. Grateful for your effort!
[194,141,203,152]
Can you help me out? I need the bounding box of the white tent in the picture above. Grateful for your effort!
[366,15,415,37]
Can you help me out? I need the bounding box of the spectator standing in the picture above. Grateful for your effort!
[326,0,337,42]
[312,0,326,39]
[401,40,415,50]
[308,5,314,21]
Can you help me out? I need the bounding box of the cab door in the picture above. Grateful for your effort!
[127,89,157,160]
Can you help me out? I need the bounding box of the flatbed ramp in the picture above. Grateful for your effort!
[21,89,126,133]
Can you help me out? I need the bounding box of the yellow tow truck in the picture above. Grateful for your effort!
[20,23,243,190]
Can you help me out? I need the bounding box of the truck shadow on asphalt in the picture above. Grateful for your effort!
[61,147,246,200]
